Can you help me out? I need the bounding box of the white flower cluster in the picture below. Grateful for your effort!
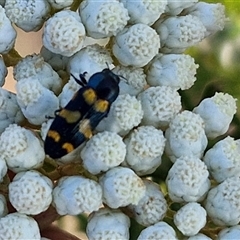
[0,1,237,239]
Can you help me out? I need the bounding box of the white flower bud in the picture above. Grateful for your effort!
[9,170,53,215]
[147,53,199,90]
[154,15,206,53]
[53,176,102,215]
[87,208,130,240]
[218,225,240,240]
[188,233,212,240]
[137,221,177,240]
[96,94,143,136]
[112,66,147,96]
[128,180,167,226]
[165,111,208,162]
[123,126,165,176]
[174,202,207,236]
[0,124,45,173]
[5,0,50,32]
[68,44,113,79]
[48,0,73,9]
[138,86,181,128]
[0,57,7,86]
[16,77,59,125]
[205,176,240,226]
[187,2,226,37]
[14,54,62,94]
[120,0,167,25]
[58,75,81,108]
[81,131,126,174]
[165,0,198,15]
[40,118,53,141]
[113,23,160,67]
[99,166,146,208]
[167,155,210,202]
[43,10,86,57]
[204,136,240,183]
[0,194,8,218]
[0,88,24,134]
[0,157,7,182]
[0,213,41,239]
[0,5,17,54]
[193,92,237,138]
[79,0,129,39]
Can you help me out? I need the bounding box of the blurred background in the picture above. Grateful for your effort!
[3,0,240,239]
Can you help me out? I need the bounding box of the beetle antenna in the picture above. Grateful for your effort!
[71,72,88,87]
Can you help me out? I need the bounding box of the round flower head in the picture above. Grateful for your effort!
[9,170,53,215]
[58,74,81,108]
[193,92,237,139]
[186,2,226,37]
[14,54,62,94]
[81,131,126,174]
[0,157,7,182]
[87,208,130,240]
[0,124,45,173]
[0,5,17,54]
[218,225,240,240]
[165,110,208,162]
[0,213,40,239]
[137,221,177,240]
[174,202,207,236]
[138,86,181,128]
[128,180,167,226]
[43,10,86,57]
[99,166,146,208]
[113,66,147,96]
[96,94,143,136]
[48,0,73,9]
[68,44,113,79]
[205,176,240,226]
[120,0,167,25]
[79,0,129,39]
[154,15,206,53]
[147,53,199,90]
[53,176,102,215]
[188,233,212,240]
[5,0,50,32]
[0,57,7,86]
[113,23,160,67]
[165,0,198,15]
[123,126,166,176]
[16,77,59,125]
[166,155,210,202]
[204,136,240,183]
[0,88,24,134]
[0,194,8,218]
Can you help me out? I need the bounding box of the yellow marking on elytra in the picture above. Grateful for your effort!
[79,119,93,139]
[58,109,81,123]
[94,99,109,113]
[47,130,61,142]
[62,142,74,153]
[83,89,97,105]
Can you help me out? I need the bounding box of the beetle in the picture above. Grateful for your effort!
[44,68,120,159]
